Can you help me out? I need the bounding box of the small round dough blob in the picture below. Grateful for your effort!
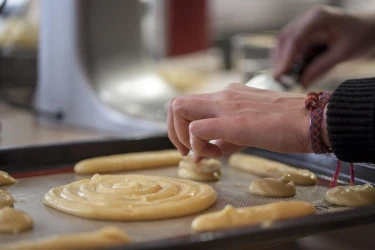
[249,174,296,197]
[178,157,222,181]
[229,154,317,185]
[191,201,316,232]
[2,226,130,250]
[44,174,217,221]
[0,189,14,208]
[325,183,375,207]
[0,171,17,186]
[0,207,33,233]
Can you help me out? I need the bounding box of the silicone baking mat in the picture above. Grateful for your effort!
[1,136,375,250]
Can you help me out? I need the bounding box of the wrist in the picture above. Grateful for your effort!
[321,104,331,149]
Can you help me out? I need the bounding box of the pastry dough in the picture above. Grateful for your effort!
[191,201,316,232]
[249,174,296,197]
[74,150,182,174]
[178,157,221,181]
[229,154,317,185]
[325,183,375,207]
[0,207,33,233]
[0,226,130,250]
[0,190,14,208]
[0,171,17,186]
[44,174,217,221]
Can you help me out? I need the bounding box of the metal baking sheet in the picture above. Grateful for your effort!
[1,136,375,250]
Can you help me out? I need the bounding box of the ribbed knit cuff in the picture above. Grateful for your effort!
[327,78,375,162]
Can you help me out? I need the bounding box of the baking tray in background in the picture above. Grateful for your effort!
[1,135,375,250]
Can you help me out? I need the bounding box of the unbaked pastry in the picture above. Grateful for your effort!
[229,154,317,185]
[325,183,375,207]
[74,149,182,174]
[0,171,17,186]
[249,174,296,197]
[0,207,33,233]
[178,157,221,181]
[0,226,130,250]
[44,174,217,221]
[191,201,316,232]
[0,189,14,208]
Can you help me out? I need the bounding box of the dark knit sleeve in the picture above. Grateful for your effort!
[327,78,375,162]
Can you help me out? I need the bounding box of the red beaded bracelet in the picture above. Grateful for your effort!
[305,91,355,187]
[305,91,332,154]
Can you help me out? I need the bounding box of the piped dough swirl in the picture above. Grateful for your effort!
[44,174,217,221]
[325,183,375,207]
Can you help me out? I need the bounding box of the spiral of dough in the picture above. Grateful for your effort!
[44,174,217,221]
[249,175,296,197]
[325,183,375,207]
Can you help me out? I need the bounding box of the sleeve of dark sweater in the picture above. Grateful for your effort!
[327,78,375,162]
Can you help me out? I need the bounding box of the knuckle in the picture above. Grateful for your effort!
[189,121,199,135]
[172,98,184,112]
[310,6,327,19]
[225,82,242,90]
[168,97,177,110]
[231,101,244,110]
[220,89,235,99]
[288,35,302,50]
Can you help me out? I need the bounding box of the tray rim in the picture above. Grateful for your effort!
[1,135,375,250]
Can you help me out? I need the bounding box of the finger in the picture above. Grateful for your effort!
[214,140,246,155]
[189,122,222,158]
[167,98,189,156]
[193,155,204,163]
[300,45,347,86]
[189,117,244,157]
[175,115,192,150]
[173,97,219,149]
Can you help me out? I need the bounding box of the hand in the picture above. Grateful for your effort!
[274,6,375,87]
[168,83,313,158]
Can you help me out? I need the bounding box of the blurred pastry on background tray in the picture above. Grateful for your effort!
[0,171,17,186]
[0,189,14,208]
[0,207,33,234]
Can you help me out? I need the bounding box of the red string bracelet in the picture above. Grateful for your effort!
[305,91,355,187]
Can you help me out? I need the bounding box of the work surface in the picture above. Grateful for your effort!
[0,101,374,250]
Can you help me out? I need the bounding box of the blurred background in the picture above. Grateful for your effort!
[1,1,375,249]
[1,0,375,139]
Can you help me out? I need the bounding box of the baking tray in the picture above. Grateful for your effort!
[1,135,375,250]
